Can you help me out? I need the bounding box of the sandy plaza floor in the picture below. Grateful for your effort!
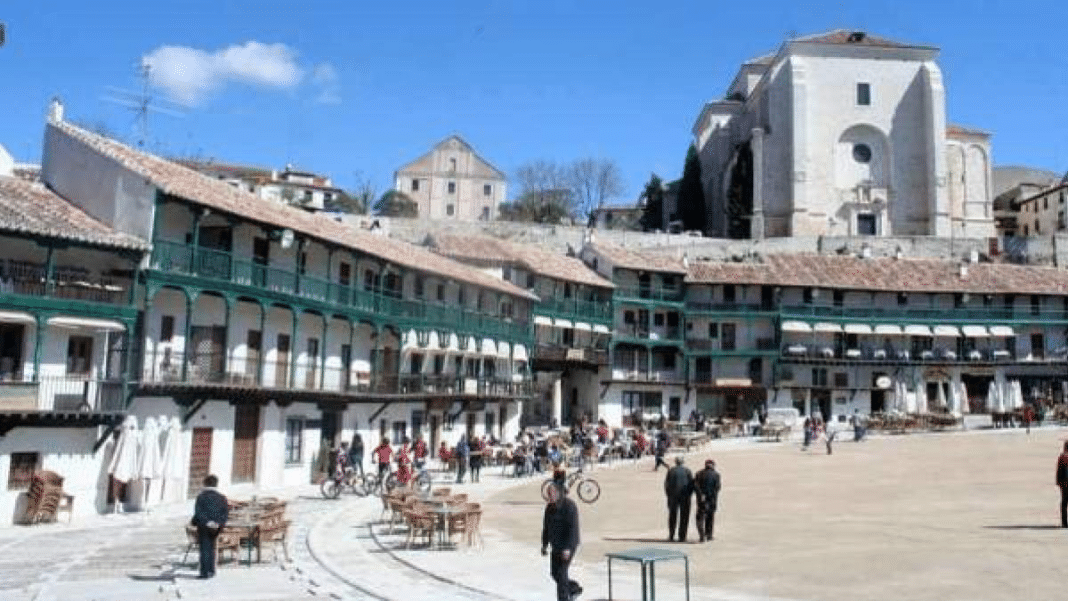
[485,427,1068,601]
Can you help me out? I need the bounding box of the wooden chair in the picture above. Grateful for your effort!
[258,517,292,562]
[464,509,483,550]
[403,509,436,549]
[447,493,468,505]
[431,487,452,497]
[215,527,244,565]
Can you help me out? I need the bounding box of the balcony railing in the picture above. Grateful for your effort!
[685,301,771,313]
[0,375,125,413]
[0,259,132,306]
[139,351,532,397]
[780,304,1068,324]
[615,286,685,303]
[149,240,530,340]
[533,345,609,365]
[778,343,1063,364]
[615,324,683,342]
[610,369,685,382]
[539,297,613,324]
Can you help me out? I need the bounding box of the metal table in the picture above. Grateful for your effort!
[605,547,689,601]
[427,505,466,548]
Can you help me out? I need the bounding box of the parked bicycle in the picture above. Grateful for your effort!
[362,463,433,495]
[541,467,601,503]
[320,466,365,499]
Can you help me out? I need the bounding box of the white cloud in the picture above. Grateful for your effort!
[311,62,341,105]
[142,41,306,106]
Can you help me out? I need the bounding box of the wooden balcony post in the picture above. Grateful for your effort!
[180,290,194,381]
[319,314,328,390]
[221,295,233,379]
[256,303,267,385]
[32,314,44,382]
[289,308,299,389]
[44,244,56,297]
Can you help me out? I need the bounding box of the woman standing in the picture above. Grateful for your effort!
[348,433,365,476]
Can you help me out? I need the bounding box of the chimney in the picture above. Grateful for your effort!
[48,97,64,123]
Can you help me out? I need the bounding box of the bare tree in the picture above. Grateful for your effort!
[330,171,377,214]
[509,160,576,223]
[568,157,625,220]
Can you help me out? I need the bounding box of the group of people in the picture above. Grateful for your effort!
[663,456,722,543]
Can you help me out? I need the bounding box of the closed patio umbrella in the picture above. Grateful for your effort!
[915,380,928,414]
[137,417,163,509]
[158,416,185,503]
[107,415,140,512]
[959,381,970,415]
[986,381,1000,413]
[936,381,947,410]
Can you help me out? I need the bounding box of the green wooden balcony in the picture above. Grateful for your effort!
[149,240,530,340]
[614,286,685,304]
[538,296,613,325]
[780,304,1068,325]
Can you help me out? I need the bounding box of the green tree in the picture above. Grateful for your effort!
[373,190,418,218]
[639,173,665,231]
[676,144,706,233]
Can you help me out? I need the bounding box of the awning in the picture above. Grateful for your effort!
[592,324,611,334]
[574,322,592,332]
[813,322,842,333]
[781,320,812,333]
[933,325,961,337]
[512,344,528,362]
[962,325,988,338]
[497,340,511,358]
[714,377,753,387]
[0,311,35,325]
[47,316,126,332]
[989,325,1015,337]
[843,323,873,335]
[480,338,497,356]
[554,318,573,329]
[904,324,933,337]
[533,315,552,327]
[874,324,903,335]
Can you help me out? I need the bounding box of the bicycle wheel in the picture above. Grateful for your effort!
[576,478,600,503]
[362,474,380,495]
[320,479,341,499]
[414,471,432,494]
[349,475,369,497]
[384,473,399,492]
[540,479,554,502]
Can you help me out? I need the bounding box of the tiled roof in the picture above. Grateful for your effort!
[52,122,536,301]
[946,124,991,138]
[585,242,688,274]
[429,234,614,289]
[792,29,920,49]
[0,176,148,250]
[687,254,1068,296]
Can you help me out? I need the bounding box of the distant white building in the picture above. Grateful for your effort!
[394,135,507,221]
[691,30,995,239]
[178,160,344,212]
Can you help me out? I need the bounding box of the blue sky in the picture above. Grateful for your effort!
[3,1,1068,203]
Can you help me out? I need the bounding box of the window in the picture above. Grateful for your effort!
[483,184,492,196]
[391,421,407,443]
[803,288,814,304]
[414,277,424,298]
[723,285,736,303]
[446,204,455,216]
[833,290,844,307]
[303,190,313,203]
[324,193,333,204]
[812,368,828,387]
[66,336,93,375]
[1035,220,1041,234]
[856,82,871,106]
[410,353,424,375]
[447,181,456,194]
[898,292,908,306]
[833,372,849,388]
[721,323,736,351]
[1059,211,1066,229]
[160,316,175,342]
[1031,295,1041,315]
[449,158,457,171]
[411,178,420,192]
[954,293,964,309]
[653,313,665,327]
[1023,224,1029,236]
[857,213,876,234]
[433,355,444,375]
[436,284,445,302]
[1044,197,1049,210]
[7,452,39,490]
[708,323,719,338]
[852,144,872,164]
[481,207,490,220]
[284,418,303,464]
[624,311,635,324]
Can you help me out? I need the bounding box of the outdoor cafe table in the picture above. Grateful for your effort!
[226,515,261,565]
[426,505,467,548]
[605,547,690,601]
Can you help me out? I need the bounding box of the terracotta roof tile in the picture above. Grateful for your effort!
[429,234,614,289]
[52,122,535,301]
[687,254,1068,296]
[585,242,688,274]
[0,176,148,250]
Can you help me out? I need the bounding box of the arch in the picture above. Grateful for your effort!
[964,143,990,220]
[835,123,890,190]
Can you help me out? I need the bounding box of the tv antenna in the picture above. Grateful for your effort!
[101,61,186,147]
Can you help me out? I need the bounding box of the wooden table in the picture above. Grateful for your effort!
[426,505,467,549]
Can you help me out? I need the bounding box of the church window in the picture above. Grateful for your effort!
[852,144,872,164]
[856,83,871,106]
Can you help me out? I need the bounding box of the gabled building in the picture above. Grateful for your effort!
[691,30,995,240]
[177,159,344,212]
[394,135,507,221]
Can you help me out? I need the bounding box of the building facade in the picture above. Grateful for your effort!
[394,136,507,221]
[178,160,344,212]
[691,30,996,240]
[1014,180,1068,237]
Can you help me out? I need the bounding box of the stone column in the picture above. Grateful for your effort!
[750,127,765,240]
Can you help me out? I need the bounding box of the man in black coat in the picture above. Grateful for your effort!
[542,481,582,601]
[694,459,722,542]
[663,456,694,542]
[191,474,229,579]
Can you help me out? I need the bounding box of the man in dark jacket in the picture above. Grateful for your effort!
[1056,441,1068,527]
[190,474,228,579]
[542,481,582,601]
[694,459,721,542]
[663,456,694,542]
[653,431,670,471]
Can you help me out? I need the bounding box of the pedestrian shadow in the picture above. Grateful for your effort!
[983,524,1062,530]
[499,500,543,506]
[601,536,671,543]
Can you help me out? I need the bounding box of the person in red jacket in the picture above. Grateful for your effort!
[412,435,429,470]
[372,437,393,480]
[396,438,412,486]
[1057,441,1068,527]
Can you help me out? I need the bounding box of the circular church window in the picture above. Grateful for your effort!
[852,143,872,163]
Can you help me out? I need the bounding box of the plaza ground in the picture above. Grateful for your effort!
[486,427,1068,601]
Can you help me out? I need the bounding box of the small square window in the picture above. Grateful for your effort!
[708,323,719,338]
[66,336,93,376]
[833,372,849,388]
[483,184,492,196]
[446,204,455,216]
[654,313,665,327]
[448,181,456,194]
[856,82,871,106]
[8,452,39,490]
[411,179,420,192]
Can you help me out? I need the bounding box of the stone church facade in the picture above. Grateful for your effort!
[691,30,994,239]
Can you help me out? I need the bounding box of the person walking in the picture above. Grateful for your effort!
[653,431,670,471]
[190,474,228,579]
[348,433,365,477]
[469,435,483,483]
[664,456,694,542]
[372,437,393,481]
[412,434,429,470]
[694,459,721,542]
[541,481,582,601]
[1057,441,1068,527]
[456,434,470,484]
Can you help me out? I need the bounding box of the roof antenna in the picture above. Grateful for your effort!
[101,61,185,147]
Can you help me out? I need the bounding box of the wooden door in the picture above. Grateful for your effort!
[231,404,260,483]
[252,237,270,287]
[187,427,213,498]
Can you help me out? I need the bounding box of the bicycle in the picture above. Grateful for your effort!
[363,463,432,495]
[320,466,366,499]
[541,467,601,504]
